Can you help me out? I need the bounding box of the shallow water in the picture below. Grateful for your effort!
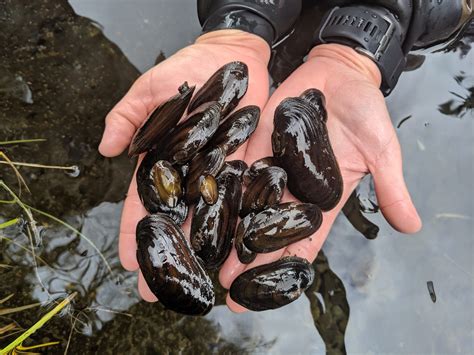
[0,1,472,354]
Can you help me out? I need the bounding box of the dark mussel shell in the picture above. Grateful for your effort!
[184,146,226,204]
[240,166,287,218]
[272,96,343,211]
[242,157,278,186]
[188,61,248,118]
[207,106,260,155]
[234,212,257,264]
[164,102,221,165]
[300,88,327,122]
[243,202,322,253]
[190,172,242,270]
[137,150,188,225]
[152,160,182,208]
[129,82,195,157]
[219,160,248,180]
[229,256,315,311]
[136,214,215,315]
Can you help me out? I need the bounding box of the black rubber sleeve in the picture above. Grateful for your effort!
[404,0,471,51]
[197,0,302,46]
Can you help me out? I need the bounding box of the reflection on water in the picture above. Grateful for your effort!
[438,72,474,118]
[305,250,349,355]
[1,0,473,354]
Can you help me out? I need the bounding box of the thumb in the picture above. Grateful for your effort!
[99,74,153,157]
[371,135,422,234]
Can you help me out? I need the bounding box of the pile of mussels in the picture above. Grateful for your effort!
[130,62,343,316]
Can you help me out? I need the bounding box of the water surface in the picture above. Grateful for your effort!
[0,1,472,353]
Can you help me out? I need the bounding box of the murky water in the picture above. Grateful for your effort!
[1,1,472,354]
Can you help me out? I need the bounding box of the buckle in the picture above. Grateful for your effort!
[315,6,406,96]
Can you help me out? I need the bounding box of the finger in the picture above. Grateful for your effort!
[99,73,154,157]
[371,136,422,234]
[283,208,339,263]
[226,293,249,313]
[219,248,246,289]
[138,271,158,302]
[119,164,147,271]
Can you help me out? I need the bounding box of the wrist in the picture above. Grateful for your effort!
[309,44,382,88]
[195,29,271,66]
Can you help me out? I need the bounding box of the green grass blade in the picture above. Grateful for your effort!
[0,293,76,354]
[0,218,19,229]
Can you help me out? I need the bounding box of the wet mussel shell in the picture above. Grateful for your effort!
[243,202,322,253]
[163,102,221,165]
[199,175,218,205]
[184,146,226,204]
[300,88,327,122]
[242,156,277,186]
[229,256,315,311]
[272,95,343,211]
[136,214,215,315]
[219,160,248,180]
[137,150,188,225]
[234,212,257,264]
[207,105,260,155]
[188,61,248,118]
[129,82,195,157]
[240,166,287,218]
[190,171,242,270]
[152,160,182,208]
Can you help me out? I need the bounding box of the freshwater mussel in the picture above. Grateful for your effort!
[207,105,260,155]
[272,90,343,211]
[136,214,215,315]
[188,61,248,118]
[230,256,315,311]
[240,163,287,218]
[184,146,226,204]
[129,82,195,157]
[241,202,322,253]
[219,160,248,178]
[190,163,243,270]
[242,156,277,185]
[132,63,344,316]
[163,101,221,165]
[136,150,188,225]
[234,212,257,264]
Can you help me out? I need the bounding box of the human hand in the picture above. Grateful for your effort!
[220,43,422,312]
[99,30,271,301]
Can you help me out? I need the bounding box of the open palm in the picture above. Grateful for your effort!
[99,30,271,301]
[219,44,422,312]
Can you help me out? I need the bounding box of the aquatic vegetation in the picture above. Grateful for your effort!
[438,72,474,118]
[1,293,76,354]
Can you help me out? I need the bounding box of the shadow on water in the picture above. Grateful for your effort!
[1,0,472,354]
